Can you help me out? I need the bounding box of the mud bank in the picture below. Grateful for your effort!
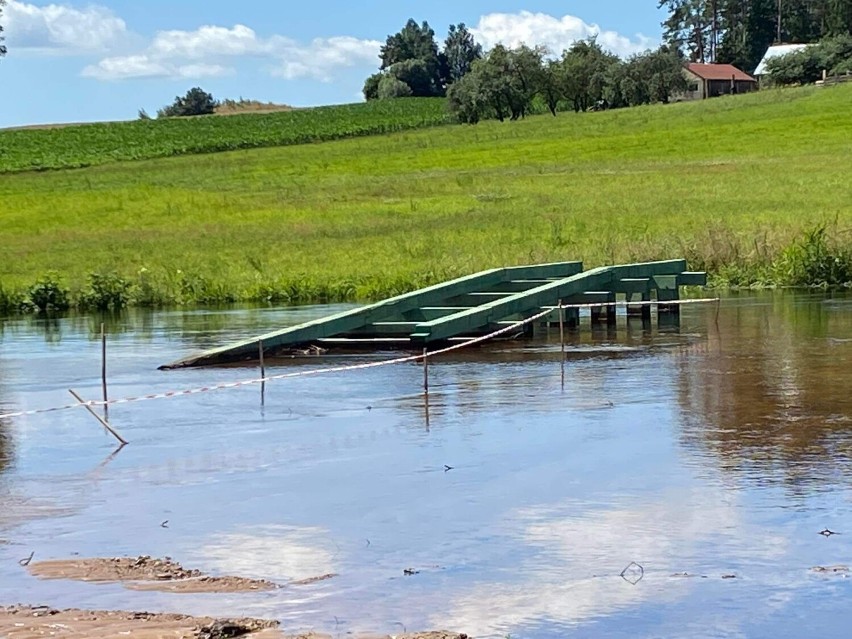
[27,556,280,593]
[0,606,469,639]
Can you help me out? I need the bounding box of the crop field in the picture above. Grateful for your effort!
[0,98,451,172]
[1,85,851,312]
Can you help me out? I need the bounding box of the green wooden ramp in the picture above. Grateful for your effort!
[160,259,705,369]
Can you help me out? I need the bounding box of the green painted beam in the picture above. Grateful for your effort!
[492,279,559,293]
[412,268,614,343]
[161,266,506,368]
[160,260,583,368]
[504,262,584,279]
[678,271,708,286]
[401,306,475,322]
[612,278,652,295]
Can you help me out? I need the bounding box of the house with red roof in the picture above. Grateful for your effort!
[681,63,758,100]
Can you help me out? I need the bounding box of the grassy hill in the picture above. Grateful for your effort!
[1,85,850,312]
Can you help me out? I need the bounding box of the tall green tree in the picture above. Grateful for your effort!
[541,58,565,116]
[744,0,780,69]
[826,0,852,35]
[374,19,444,97]
[0,0,7,59]
[442,23,483,84]
[380,19,441,69]
[447,45,545,123]
[560,38,619,112]
[641,46,690,102]
[659,0,714,62]
[716,0,751,69]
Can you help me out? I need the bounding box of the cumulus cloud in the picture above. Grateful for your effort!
[81,56,232,81]
[7,3,650,82]
[82,22,380,81]
[271,36,381,81]
[473,11,656,58]
[3,0,127,53]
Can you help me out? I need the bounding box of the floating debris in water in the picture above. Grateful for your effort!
[620,562,644,585]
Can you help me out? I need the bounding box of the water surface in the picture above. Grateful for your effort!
[0,292,850,638]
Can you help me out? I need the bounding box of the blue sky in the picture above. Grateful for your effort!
[0,1,666,128]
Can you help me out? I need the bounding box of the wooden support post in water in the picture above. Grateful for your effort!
[566,306,580,330]
[259,340,266,405]
[657,288,681,329]
[607,301,618,327]
[626,294,643,318]
[423,348,429,396]
[641,294,652,324]
[68,389,128,446]
[559,300,565,390]
[101,323,108,421]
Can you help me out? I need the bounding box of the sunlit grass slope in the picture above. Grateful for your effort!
[1,85,850,310]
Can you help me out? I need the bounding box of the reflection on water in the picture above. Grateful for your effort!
[196,525,339,583]
[0,292,850,638]
[678,292,852,488]
[0,362,12,477]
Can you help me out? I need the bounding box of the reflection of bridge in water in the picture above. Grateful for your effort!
[162,259,706,369]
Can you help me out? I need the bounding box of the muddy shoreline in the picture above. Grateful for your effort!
[10,556,469,638]
[27,556,281,594]
[0,606,467,639]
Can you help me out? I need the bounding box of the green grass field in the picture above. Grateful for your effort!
[0,99,451,172]
[1,85,851,312]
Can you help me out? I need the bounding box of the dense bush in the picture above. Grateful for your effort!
[766,35,852,85]
[157,87,218,118]
[25,274,70,312]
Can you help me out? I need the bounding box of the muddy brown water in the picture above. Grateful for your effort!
[0,291,851,638]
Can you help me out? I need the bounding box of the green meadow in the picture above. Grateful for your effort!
[1,85,851,312]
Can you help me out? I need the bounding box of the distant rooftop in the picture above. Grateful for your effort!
[754,44,813,75]
[686,63,757,82]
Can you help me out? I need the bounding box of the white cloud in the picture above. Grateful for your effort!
[149,24,267,60]
[4,0,127,53]
[6,3,650,83]
[473,11,656,58]
[82,22,380,82]
[271,36,381,81]
[82,55,232,80]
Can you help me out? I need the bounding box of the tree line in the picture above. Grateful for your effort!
[448,42,688,123]
[659,0,852,72]
[0,0,7,59]
[364,19,689,123]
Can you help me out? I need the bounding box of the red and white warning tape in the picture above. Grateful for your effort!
[0,298,719,420]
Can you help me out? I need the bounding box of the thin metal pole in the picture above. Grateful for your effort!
[259,340,266,405]
[559,300,565,390]
[423,347,429,396]
[101,323,108,421]
[68,389,128,446]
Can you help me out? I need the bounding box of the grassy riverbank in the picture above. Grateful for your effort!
[1,85,851,312]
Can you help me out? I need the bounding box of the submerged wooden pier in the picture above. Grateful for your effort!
[161,259,706,369]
